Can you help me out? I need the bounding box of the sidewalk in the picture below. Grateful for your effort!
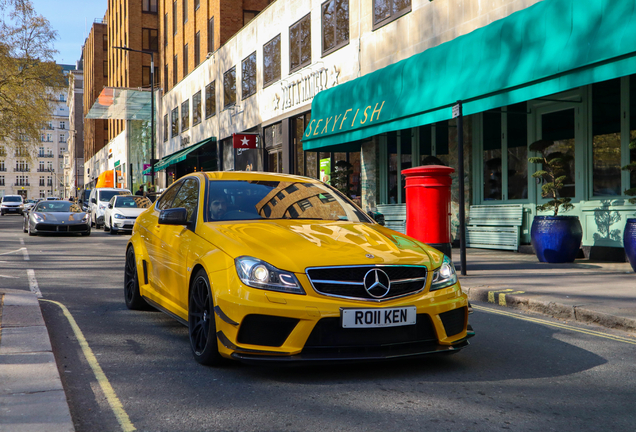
[454,248,636,334]
[0,289,74,432]
[0,249,633,432]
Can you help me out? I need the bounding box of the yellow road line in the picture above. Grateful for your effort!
[42,299,136,432]
[473,304,636,346]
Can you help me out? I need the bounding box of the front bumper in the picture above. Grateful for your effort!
[34,222,90,234]
[1,206,23,214]
[210,270,473,363]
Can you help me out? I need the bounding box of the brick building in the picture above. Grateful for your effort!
[82,20,109,163]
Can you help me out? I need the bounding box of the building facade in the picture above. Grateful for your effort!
[65,61,85,199]
[0,64,73,199]
[147,0,636,258]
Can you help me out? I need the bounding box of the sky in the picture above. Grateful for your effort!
[30,0,107,66]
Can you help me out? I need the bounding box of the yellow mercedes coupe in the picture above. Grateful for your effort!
[124,172,474,365]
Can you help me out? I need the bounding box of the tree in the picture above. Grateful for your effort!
[0,0,65,157]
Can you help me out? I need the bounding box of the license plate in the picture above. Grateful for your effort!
[341,306,417,328]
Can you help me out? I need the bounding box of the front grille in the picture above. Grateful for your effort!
[439,307,467,337]
[36,223,87,232]
[306,265,427,301]
[302,314,437,355]
[237,315,299,347]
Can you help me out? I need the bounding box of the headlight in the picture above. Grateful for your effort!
[235,256,304,294]
[114,213,125,219]
[82,213,90,222]
[18,204,24,208]
[33,213,44,222]
[430,255,458,291]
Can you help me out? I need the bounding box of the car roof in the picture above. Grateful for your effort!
[201,171,317,183]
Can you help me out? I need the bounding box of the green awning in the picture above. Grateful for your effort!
[142,137,216,174]
[303,0,636,151]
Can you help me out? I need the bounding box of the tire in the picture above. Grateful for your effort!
[81,228,91,237]
[124,246,147,310]
[189,270,223,366]
[109,219,117,235]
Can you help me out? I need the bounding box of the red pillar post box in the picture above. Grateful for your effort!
[401,165,454,257]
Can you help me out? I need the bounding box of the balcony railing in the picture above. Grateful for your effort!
[14,168,30,172]
[38,153,54,158]
[0,168,6,172]
[37,168,49,172]
[14,182,30,186]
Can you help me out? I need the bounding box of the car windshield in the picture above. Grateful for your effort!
[100,190,129,202]
[3,196,21,202]
[206,180,372,223]
[115,196,152,209]
[35,201,83,213]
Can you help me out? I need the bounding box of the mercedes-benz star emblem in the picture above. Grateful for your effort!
[365,254,374,259]
[363,269,391,298]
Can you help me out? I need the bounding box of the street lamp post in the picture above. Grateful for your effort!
[113,46,156,189]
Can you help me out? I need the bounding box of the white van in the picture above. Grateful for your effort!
[89,188,131,228]
[1,195,24,216]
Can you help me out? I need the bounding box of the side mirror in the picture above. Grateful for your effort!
[159,207,188,225]
[91,198,96,204]
[108,203,113,209]
[367,210,385,226]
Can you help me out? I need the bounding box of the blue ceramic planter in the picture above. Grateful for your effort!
[531,216,582,263]
[624,218,636,272]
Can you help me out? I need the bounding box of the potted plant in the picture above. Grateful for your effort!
[622,140,636,272]
[528,139,582,263]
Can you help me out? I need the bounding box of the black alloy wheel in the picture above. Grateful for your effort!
[188,270,223,366]
[124,246,147,310]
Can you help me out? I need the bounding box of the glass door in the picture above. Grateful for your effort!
[534,103,582,205]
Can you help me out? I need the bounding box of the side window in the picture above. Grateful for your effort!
[171,178,199,223]
[156,181,183,211]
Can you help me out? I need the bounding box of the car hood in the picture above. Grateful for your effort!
[113,208,146,217]
[35,212,88,222]
[197,220,443,272]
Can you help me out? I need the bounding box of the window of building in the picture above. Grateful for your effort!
[164,63,168,91]
[164,114,168,142]
[142,0,158,13]
[373,0,411,30]
[183,43,189,76]
[103,34,107,51]
[164,13,168,46]
[193,91,201,125]
[173,1,177,35]
[173,54,178,85]
[142,28,158,52]
[195,31,200,66]
[205,82,216,118]
[183,0,188,23]
[289,14,311,73]
[244,10,258,26]
[223,67,236,108]
[181,100,189,131]
[171,107,179,137]
[322,0,349,56]
[263,34,281,87]
[592,79,621,197]
[103,60,108,77]
[195,0,200,10]
[208,17,214,53]
[60,121,66,129]
[242,52,256,100]
[142,66,158,87]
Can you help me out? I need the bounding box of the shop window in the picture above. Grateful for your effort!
[542,109,576,198]
[507,105,528,200]
[181,100,190,132]
[263,34,281,88]
[322,0,349,56]
[592,79,622,196]
[142,28,158,52]
[483,111,502,201]
[205,81,216,118]
[373,0,411,30]
[223,67,236,108]
[242,52,257,100]
[631,76,636,190]
[264,122,283,173]
[192,91,201,126]
[387,129,412,204]
[290,14,311,73]
[171,107,179,137]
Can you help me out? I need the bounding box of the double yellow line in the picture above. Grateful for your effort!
[42,299,136,432]
[474,304,636,345]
